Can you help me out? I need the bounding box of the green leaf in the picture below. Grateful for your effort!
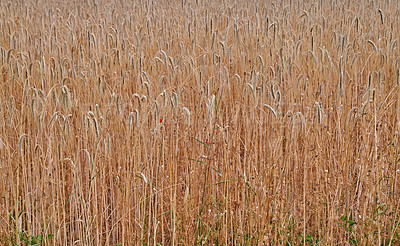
[194,138,210,148]
[206,180,232,187]
[189,158,207,164]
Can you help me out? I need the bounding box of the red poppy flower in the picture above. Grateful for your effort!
[159,118,163,123]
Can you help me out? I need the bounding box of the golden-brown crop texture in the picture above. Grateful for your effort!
[1,0,400,244]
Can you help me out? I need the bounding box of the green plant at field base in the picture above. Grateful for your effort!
[339,215,358,245]
[9,231,53,246]
[298,234,320,246]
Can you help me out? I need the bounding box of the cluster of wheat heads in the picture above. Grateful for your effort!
[1,0,400,244]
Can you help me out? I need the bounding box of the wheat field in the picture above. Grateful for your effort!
[1,0,400,245]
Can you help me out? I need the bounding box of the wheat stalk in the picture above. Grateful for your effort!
[182,107,191,126]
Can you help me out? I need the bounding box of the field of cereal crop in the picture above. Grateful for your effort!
[1,0,400,244]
